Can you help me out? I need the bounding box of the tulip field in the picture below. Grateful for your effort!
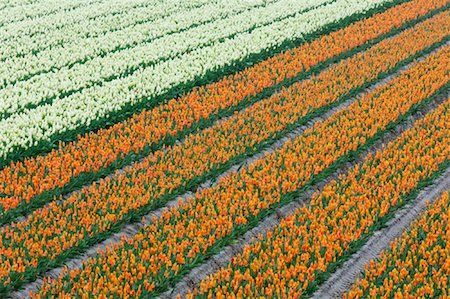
[0,0,449,298]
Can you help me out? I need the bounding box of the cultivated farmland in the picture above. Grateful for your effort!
[0,0,449,298]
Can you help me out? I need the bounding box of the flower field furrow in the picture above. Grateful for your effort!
[0,4,446,229]
[15,41,450,298]
[0,0,443,221]
[186,95,450,299]
[0,0,329,118]
[0,0,396,163]
[345,191,450,299]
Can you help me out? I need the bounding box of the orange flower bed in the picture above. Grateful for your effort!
[30,41,450,298]
[1,0,447,223]
[188,97,450,298]
[345,191,450,299]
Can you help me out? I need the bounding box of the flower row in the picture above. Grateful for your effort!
[0,0,270,87]
[0,0,440,224]
[0,0,188,46]
[0,0,400,162]
[10,38,450,297]
[0,0,223,82]
[345,191,450,299]
[188,92,450,299]
[0,0,43,13]
[0,0,100,28]
[0,0,325,117]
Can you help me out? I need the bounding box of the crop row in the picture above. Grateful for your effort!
[0,0,55,13]
[0,0,326,117]
[11,40,450,298]
[0,0,101,28]
[187,93,450,299]
[0,0,276,87]
[0,0,396,162]
[0,0,202,45]
[345,191,450,299]
[0,0,443,225]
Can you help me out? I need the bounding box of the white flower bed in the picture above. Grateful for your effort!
[0,0,393,159]
[0,0,214,59]
[0,0,326,117]
[0,0,100,26]
[0,0,166,40]
[0,0,272,85]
